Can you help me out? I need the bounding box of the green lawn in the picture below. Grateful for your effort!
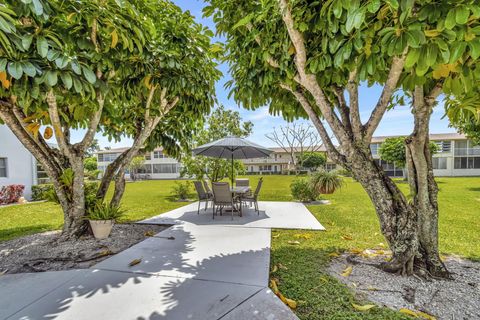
[0,175,478,319]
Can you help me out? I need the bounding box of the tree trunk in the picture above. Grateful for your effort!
[404,86,450,278]
[346,146,419,275]
[110,172,126,208]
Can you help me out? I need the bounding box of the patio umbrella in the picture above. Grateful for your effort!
[192,136,273,185]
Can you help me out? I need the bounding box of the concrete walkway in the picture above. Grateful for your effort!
[1,201,324,320]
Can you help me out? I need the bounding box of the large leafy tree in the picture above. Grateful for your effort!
[0,0,220,238]
[180,105,252,181]
[445,92,480,145]
[205,0,480,277]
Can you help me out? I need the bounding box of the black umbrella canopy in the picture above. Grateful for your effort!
[192,136,273,159]
[192,136,273,185]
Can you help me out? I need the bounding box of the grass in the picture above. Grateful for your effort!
[269,176,480,319]
[0,175,478,319]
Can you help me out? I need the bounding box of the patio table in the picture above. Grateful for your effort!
[229,186,251,216]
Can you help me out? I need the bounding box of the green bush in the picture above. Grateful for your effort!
[310,170,343,194]
[290,178,319,202]
[171,181,191,201]
[31,181,99,210]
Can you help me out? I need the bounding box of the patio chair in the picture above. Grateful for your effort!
[243,178,263,214]
[203,180,213,198]
[193,181,212,214]
[212,182,240,220]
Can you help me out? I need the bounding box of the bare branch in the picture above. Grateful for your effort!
[364,48,408,141]
[77,92,104,151]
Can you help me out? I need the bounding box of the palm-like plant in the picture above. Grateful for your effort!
[310,170,343,194]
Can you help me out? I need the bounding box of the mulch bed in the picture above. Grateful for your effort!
[0,223,167,274]
[328,251,480,319]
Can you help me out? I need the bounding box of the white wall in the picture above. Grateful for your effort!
[0,125,36,199]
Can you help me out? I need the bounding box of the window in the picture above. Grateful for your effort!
[137,164,152,174]
[370,143,379,156]
[144,153,151,160]
[152,164,177,174]
[454,157,480,169]
[325,163,337,171]
[153,151,164,159]
[98,153,120,162]
[0,158,7,177]
[435,141,451,153]
[432,157,447,170]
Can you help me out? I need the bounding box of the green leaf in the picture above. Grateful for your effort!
[73,78,83,93]
[45,70,58,86]
[0,59,7,72]
[469,39,480,59]
[71,61,81,75]
[32,0,44,15]
[55,56,69,69]
[0,16,15,34]
[36,37,48,58]
[367,0,381,13]
[60,72,73,89]
[7,61,23,79]
[405,48,420,68]
[21,35,33,50]
[82,66,96,84]
[232,14,253,30]
[455,6,470,25]
[449,42,467,63]
[445,10,456,29]
[21,62,36,77]
[346,8,365,32]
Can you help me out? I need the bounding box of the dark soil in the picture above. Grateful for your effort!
[0,223,167,274]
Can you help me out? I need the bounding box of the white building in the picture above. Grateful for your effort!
[370,133,480,177]
[0,125,46,199]
[96,147,181,180]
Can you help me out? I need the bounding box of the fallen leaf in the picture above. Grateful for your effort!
[367,286,378,291]
[270,279,279,294]
[352,303,375,311]
[129,258,142,267]
[98,249,113,257]
[271,265,278,273]
[350,248,363,254]
[287,240,301,245]
[294,233,312,240]
[285,298,297,309]
[144,231,156,237]
[328,252,340,257]
[272,233,280,238]
[43,127,53,140]
[378,242,386,248]
[319,276,328,282]
[278,263,288,270]
[341,235,353,241]
[341,265,353,277]
[400,308,419,317]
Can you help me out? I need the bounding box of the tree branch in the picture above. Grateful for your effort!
[347,68,363,139]
[363,48,408,141]
[280,83,347,165]
[46,90,73,159]
[77,92,104,151]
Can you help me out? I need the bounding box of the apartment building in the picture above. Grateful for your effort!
[96,147,181,179]
[370,133,480,177]
[242,146,333,174]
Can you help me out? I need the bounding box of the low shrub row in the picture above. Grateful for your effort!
[32,182,99,209]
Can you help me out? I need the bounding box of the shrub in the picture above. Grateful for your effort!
[290,178,319,202]
[86,202,124,221]
[311,170,343,194]
[0,185,25,205]
[31,181,99,210]
[336,169,352,177]
[171,181,191,201]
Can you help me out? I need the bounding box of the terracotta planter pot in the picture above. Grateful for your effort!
[89,220,114,239]
[319,187,335,194]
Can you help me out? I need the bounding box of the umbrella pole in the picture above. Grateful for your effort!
[231,154,234,186]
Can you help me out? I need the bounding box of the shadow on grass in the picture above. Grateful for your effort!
[468,187,480,192]
[0,224,59,243]
[270,245,409,320]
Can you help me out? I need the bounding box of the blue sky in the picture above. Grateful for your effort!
[79,0,455,149]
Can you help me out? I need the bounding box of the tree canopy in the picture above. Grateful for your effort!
[379,136,438,167]
[180,106,252,181]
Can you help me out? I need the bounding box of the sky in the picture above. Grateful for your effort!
[74,0,455,149]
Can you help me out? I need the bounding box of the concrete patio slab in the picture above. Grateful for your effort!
[221,288,299,320]
[94,224,271,287]
[139,201,325,230]
[6,269,263,320]
[0,270,87,319]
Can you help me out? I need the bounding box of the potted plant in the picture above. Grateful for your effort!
[86,202,124,239]
[310,170,343,194]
